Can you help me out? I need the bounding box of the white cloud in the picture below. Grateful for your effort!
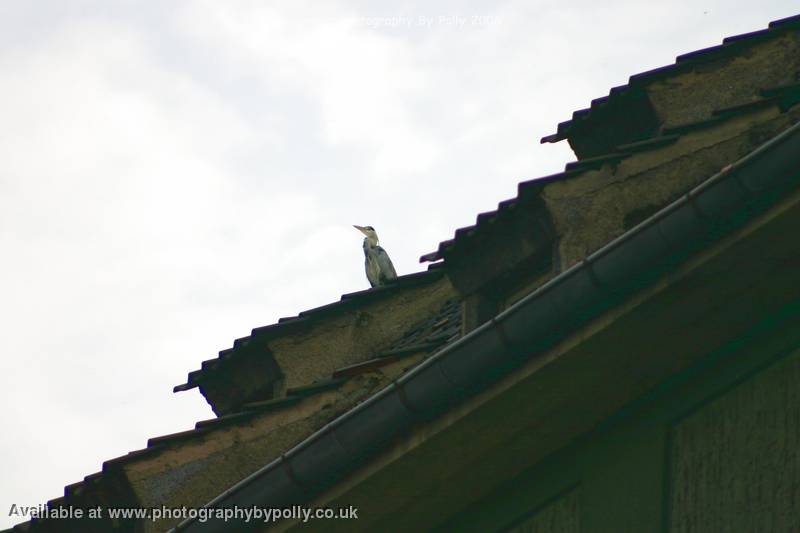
[175,2,441,181]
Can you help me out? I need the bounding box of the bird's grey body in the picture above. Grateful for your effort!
[354,225,397,287]
[362,239,397,287]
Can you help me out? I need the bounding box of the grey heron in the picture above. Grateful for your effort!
[354,225,397,287]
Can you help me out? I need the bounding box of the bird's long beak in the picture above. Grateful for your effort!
[353,225,368,235]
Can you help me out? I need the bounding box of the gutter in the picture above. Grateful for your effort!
[173,118,800,532]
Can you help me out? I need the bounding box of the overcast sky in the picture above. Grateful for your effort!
[1,1,797,527]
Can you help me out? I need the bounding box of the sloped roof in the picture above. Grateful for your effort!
[174,268,445,394]
[420,13,800,265]
[332,296,461,377]
[7,290,463,533]
[8,13,800,533]
[540,14,800,144]
[175,116,800,533]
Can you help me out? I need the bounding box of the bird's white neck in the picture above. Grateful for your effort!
[363,235,379,247]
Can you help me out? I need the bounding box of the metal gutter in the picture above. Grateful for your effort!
[173,119,800,532]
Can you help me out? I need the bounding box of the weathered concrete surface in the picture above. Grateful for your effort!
[267,276,455,393]
[544,105,800,270]
[124,350,432,532]
[559,28,800,162]
[119,276,454,531]
[196,275,456,415]
[646,31,800,128]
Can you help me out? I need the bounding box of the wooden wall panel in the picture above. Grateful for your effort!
[668,349,800,532]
